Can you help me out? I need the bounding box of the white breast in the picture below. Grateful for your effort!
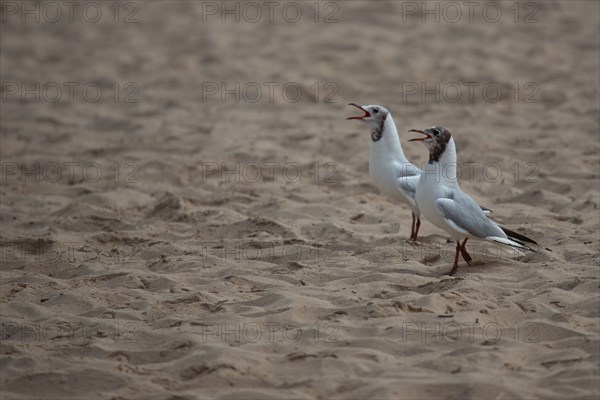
[367,115,420,213]
[369,158,400,196]
[415,164,451,232]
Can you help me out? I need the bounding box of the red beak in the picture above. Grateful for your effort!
[346,103,370,120]
[408,129,431,142]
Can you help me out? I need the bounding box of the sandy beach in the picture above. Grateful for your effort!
[1,1,599,399]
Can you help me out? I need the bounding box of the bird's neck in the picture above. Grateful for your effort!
[425,138,457,184]
[370,116,409,164]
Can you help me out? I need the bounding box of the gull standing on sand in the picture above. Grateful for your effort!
[347,103,422,240]
[346,104,490,241]
[408,126,538,275]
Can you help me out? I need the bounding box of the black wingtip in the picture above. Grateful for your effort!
[491,238,539,253]
[500,226,538,246]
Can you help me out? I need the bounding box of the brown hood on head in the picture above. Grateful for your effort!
[409,127,453,163]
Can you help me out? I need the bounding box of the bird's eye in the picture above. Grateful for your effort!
[373,109,379,114]
[431,129,439,136]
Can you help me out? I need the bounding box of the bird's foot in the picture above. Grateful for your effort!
[446,265,459,276]
[460,250,472,265]
[405,238,419,246]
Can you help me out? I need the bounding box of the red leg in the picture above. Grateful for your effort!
[412,217,421,241]
[447,241,460,276]
[459,238,472,265]
[409,213,416,241]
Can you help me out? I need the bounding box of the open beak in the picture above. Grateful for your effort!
[408,129,431,142]
[346,103,370,120]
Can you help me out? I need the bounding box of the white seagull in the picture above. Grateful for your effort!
[408,126,538,275]
[346,104,490,241]
[347,103,422,240]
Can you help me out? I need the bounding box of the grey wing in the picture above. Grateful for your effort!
[435,188,505,239]
[396,175,418,202]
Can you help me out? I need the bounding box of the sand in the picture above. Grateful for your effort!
[1,1,599,399]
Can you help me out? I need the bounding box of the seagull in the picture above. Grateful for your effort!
[408,126,538,275]
[347,103,422,240]
[346,104,491,241]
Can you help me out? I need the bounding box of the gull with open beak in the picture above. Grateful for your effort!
[409,126,538,275]
[347,103,422,240]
